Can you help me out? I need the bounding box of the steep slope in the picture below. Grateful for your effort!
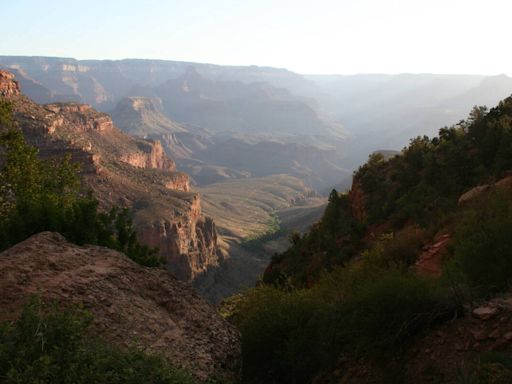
[232,94,512,384]
[5,56,512,179]
[1,70,220,281]
[0,232,240,382]
[264,95,512,286]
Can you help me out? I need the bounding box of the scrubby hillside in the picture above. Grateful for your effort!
[230,95,512,383]
[0,232,240,382]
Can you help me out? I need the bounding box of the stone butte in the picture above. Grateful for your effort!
[0,70,221,281]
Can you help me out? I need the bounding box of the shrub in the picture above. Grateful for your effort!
[0,297,197,384]
[318,271,454,359]
[451,192,512,294]
[234,261,456,383]
[233,286,319,384]
[379,226,427,268]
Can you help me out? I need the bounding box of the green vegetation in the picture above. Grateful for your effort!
[355,103,511,227]
[231,97,512,383]
[265,98,512,288]
[240,212,285,250]
[199,174,312,239]
[0,102,162,267]
[234,252,457,384]
[448,191,512,295]
[263,190,364,287]
[0,298,197,384]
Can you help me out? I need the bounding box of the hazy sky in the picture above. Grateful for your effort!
[2,0,511,74]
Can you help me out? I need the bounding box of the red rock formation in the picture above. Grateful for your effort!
[138,194,219,280]
[45,103,113,132]
[165,172,190,192]
[0,70,20,96]
[349,179,367,222]
[121,140,176,171]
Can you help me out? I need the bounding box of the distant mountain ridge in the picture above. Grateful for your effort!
[308,73,512,167]
[0,56,348,190]
[3,56,512,191]
[0,56,320,110]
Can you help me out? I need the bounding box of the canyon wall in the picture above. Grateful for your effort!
[1,71,220,282]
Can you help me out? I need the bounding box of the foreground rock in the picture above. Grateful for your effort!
[0,232,240,382]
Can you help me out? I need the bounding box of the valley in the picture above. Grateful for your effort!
[4,57,512,303]
[194,174,325,301]
[3,55,512,383]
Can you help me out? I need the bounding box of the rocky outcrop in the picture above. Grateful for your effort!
[0,70,20,96]
[0,232,240,382]
[349,179,367,222]
[458,184,492,205]
[458,174,512,205]
[43,104,176,172]
[138,195,219,280]
[45,102,113,131]
[121,139,176,171]
[45,103,92,114]
[164,172,190,192]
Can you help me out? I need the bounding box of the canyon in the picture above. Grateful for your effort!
[1,69,220,282]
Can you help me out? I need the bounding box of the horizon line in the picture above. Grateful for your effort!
[0,54,509,78]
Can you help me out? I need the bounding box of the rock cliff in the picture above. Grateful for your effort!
[0,232,240,381]
[128,139,176,171]
[1,70,219,282]
[0,70,21,96]
[138,195,219,280]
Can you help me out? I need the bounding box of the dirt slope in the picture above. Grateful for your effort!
[0,232,240,382]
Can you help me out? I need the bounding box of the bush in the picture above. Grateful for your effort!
[451,192,512,294]
[0,297,197,384]
[234,259,457,384]
[319,271,454,358]
[233,286,319,384]
[379,226,427,268]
